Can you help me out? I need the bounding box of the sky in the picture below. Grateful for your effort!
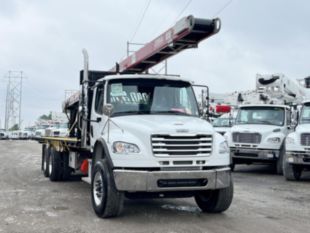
[0,0,309,128]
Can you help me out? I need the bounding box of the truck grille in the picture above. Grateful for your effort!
[232,132,261,144]
[300,133,310,146]
[151,134,212,157]
[53,131,60,136]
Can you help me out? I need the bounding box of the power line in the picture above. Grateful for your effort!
[153,0,192,36]
[174,0,192,21]
[213,0,233,17]
[130,0,152,42]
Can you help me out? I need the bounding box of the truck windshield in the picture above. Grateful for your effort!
[235,107,285,126]
[107,78,199,117]
[300,104,310,124]
[212,118,232,127]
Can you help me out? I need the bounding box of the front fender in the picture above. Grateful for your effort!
[94,138,115,168]
[260,132,286,150]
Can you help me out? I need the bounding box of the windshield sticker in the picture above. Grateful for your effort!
[110,92,149,104]
[111,83,126,96]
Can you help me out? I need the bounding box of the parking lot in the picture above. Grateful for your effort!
[0,140,310,233]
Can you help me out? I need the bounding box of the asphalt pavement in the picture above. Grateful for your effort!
[0,140,309,233]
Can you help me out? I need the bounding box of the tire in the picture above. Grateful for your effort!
[61,152,71,181]
[230,162,235,172]
[41,144,46,171]
[49,147,63,181]
[283,155,302,181]
[276,144,285,175]
[43,146,50,177]
[91,160,124,218]
[195,178,234,213]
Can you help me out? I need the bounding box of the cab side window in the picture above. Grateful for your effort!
[95,83,105,114]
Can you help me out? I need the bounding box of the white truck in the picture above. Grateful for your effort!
[0,130,9,140]
[284,100,310,180]
[45,123,69,137]
[227,104,292,173]
[226,74,304,173]
[39,15,233,218]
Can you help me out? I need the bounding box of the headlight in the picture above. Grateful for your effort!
[219,141,229,154]
[286,136,295,144]
[267,137,281,144]
[113,141,140,154]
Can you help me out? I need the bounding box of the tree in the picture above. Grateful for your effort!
[39,112,52,120]
[9,124,19,131]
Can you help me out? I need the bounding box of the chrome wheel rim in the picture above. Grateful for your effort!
[49,154,52,176]
[93,171,104,206]
[43,155,47,171]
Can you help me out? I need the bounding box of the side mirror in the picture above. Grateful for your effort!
[96,117,102,122]
[103,104,114,117]
[291,119,298,128]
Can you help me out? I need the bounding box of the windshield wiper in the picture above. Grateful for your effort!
[235,121,248,124]
[151,110,190,116]
[112,110,150,116]
[255,120,276,125]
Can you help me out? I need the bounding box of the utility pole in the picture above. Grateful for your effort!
[4,71,24,131]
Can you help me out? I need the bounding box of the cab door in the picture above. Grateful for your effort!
[90,81,106,147]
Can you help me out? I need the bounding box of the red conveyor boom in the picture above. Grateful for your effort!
[112,15,221,73]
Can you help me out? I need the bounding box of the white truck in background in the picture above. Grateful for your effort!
[227,104,292,173]
[45,123,69,137]
[0,130,9,140]
[39,16,234,218]
[226,74,304,173]
[284,84,310,180]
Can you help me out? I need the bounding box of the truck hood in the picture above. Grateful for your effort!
[231,124,283,134]
[296,124,310,133]
[110,115,214,135]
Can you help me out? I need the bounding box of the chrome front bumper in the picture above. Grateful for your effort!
[113,167,231,192]
[231,147,279,160]
[286,151,310,165]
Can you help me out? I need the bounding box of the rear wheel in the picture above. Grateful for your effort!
[59,152,71,181]
[41,144,46,171]
[91,160,124,218]
[43,146,50,177]
[49,148,63,181]
[195,178,233,213]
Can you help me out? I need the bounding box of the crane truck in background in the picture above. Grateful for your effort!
[226,73,305,174]
[284,76,310,180]
[40,15,233,218]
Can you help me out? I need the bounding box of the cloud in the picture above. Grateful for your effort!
[0,0,309,128]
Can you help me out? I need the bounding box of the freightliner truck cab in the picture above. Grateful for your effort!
[87,74,233,217]
[284,101,310,180]
[226,104,292,174]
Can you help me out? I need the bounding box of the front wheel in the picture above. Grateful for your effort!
[283,155,302,181]
[195,179,233,213]
[91,160,124,218]
[276,144,285,175]
[230,162,235,172]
